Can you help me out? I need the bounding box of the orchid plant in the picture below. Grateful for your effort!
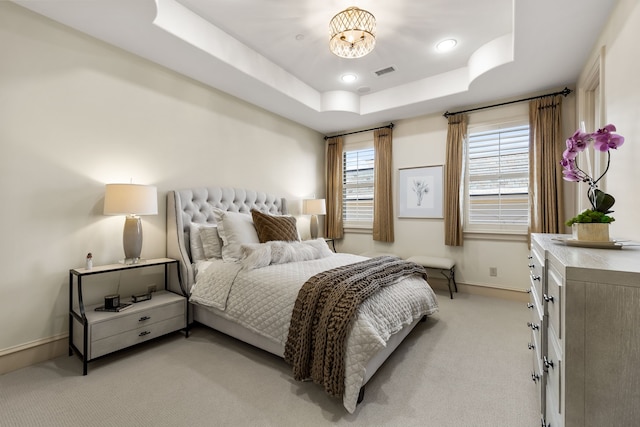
[560,124,625,225]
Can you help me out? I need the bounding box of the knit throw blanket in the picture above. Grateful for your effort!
[284,256,428,398]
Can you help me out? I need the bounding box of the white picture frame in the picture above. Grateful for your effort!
[398,165,444,218]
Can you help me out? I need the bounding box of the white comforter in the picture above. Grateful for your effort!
[189,253,438,413]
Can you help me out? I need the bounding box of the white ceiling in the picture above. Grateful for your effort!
[14,0,618,134]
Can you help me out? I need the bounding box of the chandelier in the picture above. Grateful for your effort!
[329,6,376,59]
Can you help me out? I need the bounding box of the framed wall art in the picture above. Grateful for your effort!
[398,165,444,218]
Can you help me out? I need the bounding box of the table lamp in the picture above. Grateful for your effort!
[104,183,158,264]
[302,199,326,240]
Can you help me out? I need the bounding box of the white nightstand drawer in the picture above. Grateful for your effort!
[91,294,184,341]
[91,315,184,359]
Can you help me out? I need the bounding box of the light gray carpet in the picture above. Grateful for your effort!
[0,290,539,426]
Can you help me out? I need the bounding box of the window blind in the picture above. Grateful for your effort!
[467,125,529,226]
[343,147,374,224]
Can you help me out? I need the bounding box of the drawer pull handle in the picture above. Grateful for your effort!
[528,342,535,350]
[139,330,151,337]
[528,255,533,260]
[527,322,540,331]
[528,263,535,268]
[531,275,541,281]
[544,356,554,369]
[527,303,535,309]
[139,316,151,322]
[543,294,555,303]
[531,372,540,383]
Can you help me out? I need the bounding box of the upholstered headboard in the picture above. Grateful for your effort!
[166,187,288,295]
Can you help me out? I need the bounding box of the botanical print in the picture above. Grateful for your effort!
[398,165,443,218]
[409,176,434,208]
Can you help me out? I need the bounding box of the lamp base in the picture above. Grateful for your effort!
[310,214,319,240]
[123,215,143,262]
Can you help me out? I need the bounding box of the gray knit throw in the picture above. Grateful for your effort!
[284,256,428,398]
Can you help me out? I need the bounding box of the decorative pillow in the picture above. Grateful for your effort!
[212,208,260,261]
[251,210,299,243]
[303,238,335,258]
[200,225,223,259]
[189,223,223,261]
[189,223,207,262]
[240,239,334,270]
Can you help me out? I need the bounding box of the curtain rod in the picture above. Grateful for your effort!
[442,87,573,118]
[324,123,394,140]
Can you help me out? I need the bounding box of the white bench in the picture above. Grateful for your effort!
[406,255,457,299]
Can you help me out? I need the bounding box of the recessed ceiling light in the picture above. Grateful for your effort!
[436,39,457,52]
[341,73,358,83]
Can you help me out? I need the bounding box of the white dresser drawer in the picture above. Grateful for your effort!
[529,244,545,306]
[531,336,546,415]
[91,315,184,358]
[528,294,544,350]
[546,264,562,340]
[91,298,184,341]
[545,332,562,423]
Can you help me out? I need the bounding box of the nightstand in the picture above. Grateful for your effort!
[69,258,187,375]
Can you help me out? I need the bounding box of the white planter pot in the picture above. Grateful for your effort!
[572,223,610,242]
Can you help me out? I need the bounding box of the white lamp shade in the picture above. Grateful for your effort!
[303,199,326,215]
[104,184,158,216]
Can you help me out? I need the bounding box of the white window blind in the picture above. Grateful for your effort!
[343,147,374,225]
[467,124,530,228]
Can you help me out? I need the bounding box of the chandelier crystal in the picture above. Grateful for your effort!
[329,7,376,59]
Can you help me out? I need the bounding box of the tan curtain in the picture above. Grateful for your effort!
[373,128,394,242]
[529,95,564,235]
[325,136,344,239]
[444,113,466,246]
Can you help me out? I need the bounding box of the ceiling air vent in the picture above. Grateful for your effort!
[374,66,396,77]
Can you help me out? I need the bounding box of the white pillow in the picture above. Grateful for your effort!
[212,208,260,261]
[189,223,206,261]
[200,225,223,259]
[240,239,334,270]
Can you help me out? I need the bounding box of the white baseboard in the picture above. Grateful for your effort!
[428,277,529,302]
[0,334,68,375]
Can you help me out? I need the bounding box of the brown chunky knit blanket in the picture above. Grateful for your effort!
[284,256,428,398]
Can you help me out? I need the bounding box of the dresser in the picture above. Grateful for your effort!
[528,233,640,427]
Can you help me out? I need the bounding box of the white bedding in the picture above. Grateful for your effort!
[190,253,438,413]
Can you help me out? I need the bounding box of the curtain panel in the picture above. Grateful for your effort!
[373,128,394,242]
[444,113,466,246]
[529,95,565,236]
[325,136,344,239]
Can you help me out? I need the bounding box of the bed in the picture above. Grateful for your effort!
[166,187,438,413]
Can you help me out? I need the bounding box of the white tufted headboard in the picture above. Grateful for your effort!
[166,187,288,295]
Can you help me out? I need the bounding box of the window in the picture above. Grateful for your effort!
[343,146,374,227]
[466,123,530,232]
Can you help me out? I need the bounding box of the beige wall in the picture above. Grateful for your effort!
[577,0,640,241]
[338,96,576,293]
[0,3,324,354]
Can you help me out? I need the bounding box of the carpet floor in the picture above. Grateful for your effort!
[0,289,539,426]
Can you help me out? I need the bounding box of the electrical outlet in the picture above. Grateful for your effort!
[148,284,157,293]
[489,267,498,277]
